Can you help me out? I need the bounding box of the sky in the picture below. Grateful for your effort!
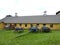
[0,0,60,19]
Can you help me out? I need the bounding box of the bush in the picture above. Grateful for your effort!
[15,28,24,32]
[29,27,39,32]
[41,26,50,33]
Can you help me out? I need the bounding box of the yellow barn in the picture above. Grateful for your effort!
[0,13,60,30]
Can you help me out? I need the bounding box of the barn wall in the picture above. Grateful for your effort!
[0,23,60,30]
[0,22,5,29]
[43,24,60,30]
[20,24,30,29]
[52,24,60,30]
[16,24,21,28]
[15,23,60,30]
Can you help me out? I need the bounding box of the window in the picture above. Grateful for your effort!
[5,23,7,25]
[43,24,46,26]
[37,24,39,26]
[15,24,16,26]
[25,24,27,27]
[20,24,22,26]
[31,24,33,27]
[50,24,53,28]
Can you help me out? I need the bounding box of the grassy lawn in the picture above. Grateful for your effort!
[0,29,60,45]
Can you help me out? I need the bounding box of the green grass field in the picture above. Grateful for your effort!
[0,29,60,45]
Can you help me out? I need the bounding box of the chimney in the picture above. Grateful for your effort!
[43,11,47,16]
[15,12,18,17]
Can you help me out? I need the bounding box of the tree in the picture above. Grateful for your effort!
[56,11,60,15]
[5,15,12,17]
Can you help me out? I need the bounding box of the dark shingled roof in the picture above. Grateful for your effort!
[0,15,60,23]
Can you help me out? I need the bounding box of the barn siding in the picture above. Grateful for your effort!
[0,23,60,30]
[0,22,5,29]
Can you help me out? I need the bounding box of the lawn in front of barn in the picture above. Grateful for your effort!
[0,29,60,45]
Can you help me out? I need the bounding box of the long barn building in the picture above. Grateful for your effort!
[0,13,60,30]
